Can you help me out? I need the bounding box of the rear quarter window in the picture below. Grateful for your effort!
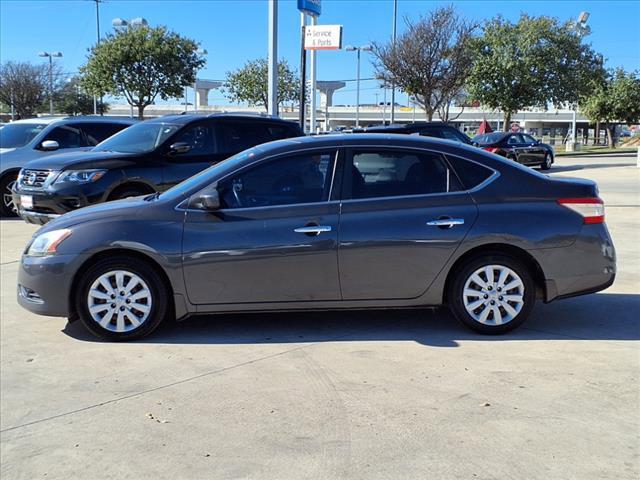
[445,155,494,190]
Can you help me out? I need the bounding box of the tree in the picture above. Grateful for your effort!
[467,14,604,131]
[224,59,299,108]
[371,6,477,121]
[56,77,108,116]
[0,61,49,118]
[580,69,640,147]
[80,25,205,119]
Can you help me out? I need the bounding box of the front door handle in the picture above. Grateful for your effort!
[427,218,465,228]
[294,225,332,235]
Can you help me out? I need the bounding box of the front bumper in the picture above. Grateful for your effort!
[17,253,88,318]
[12,183,105,225]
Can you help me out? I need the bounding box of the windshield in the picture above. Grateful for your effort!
[0,123,47,148]
[93,122,181,154]
[473,132,506,145]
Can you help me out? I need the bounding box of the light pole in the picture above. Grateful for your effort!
[112,17,149,117]
[569,11,591,150]
[345,44,372,128]
[38,51,63,115]
[390,0,398,123]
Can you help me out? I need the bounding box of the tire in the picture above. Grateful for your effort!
[108,187,148,201]
[540,153,553,170]
[0,173,18,217]
[447,253,536,334]
[74,256,171,341]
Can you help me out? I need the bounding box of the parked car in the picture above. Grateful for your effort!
[362,122,473,145]
[12,113,303,224]
[16,134,615,341]
[1,116,136,217]
[472,132,554,170]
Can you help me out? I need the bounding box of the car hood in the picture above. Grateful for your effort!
[37,195,151,233]
[22,150,140,171]
[0,147,17,155]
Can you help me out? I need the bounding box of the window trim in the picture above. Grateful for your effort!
[179,147,341,212]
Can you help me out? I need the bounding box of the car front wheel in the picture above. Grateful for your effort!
[75,256,170,341]
[1,174,18,217]
[540,153,553,170]
[448,254,536,334]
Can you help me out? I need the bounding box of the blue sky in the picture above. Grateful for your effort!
[1,0,639,106]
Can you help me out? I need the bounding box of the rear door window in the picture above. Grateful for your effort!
[346,149,462,200]
[218,121,272,156]
[81,123,130,146]
[267,124,299,140]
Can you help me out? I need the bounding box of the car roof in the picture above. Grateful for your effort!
[147,112,299,126]
[8,116,136,126]
[251,133,474,157]
[364,122,454,132]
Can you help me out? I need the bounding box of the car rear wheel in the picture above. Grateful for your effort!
[1,174,18,217]
[540,153,553,170]
[75,257,170,341]
[448,254,536,334]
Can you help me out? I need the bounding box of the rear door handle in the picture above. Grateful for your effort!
[294,225,332,235]
[427,218,465,228]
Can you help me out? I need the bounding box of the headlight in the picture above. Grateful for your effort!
[27,229,72,256]
[54,170,106,184]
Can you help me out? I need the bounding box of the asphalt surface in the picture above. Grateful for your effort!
[1,154,638,480]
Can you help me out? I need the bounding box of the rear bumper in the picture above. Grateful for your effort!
[535,223,616,302]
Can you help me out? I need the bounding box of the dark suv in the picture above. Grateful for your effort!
[12,113,303,224]
[361,122,473,144]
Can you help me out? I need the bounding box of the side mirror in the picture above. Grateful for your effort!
[169,142,191,155]
[40,140,59,151]
[472,141,479,147]
[189,190,220,211]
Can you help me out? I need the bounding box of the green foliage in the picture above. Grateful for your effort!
[581,69,640,125]
[56,77,108,115]
[80,25,205,118]
[467,14,604,130]
[224,59,299,108]
[580,69,640,146]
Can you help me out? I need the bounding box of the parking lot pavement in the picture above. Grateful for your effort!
[1,154,638,480]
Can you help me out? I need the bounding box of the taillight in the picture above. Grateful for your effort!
[483,147,500,153]
[557,197,605,224]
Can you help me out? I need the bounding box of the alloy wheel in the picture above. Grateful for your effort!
[87,270,153,333]
[462,264,525,325]
[3,180,16,214]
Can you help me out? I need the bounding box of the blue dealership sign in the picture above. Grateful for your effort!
[298,0,321,17]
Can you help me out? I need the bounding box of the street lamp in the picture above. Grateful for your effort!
[112,17,148,29]
[345,44,372,128]
[38,51,63,115]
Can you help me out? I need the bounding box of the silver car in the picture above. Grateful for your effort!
[0,116,135,216]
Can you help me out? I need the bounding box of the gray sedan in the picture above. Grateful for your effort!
[16,134,616,341]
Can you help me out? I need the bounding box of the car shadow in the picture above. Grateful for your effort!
[549,162,634,173]
[62,292,639,347]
